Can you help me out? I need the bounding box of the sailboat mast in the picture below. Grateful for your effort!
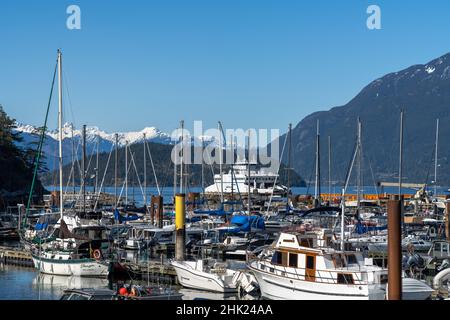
[95,135,99,194]
[82,125,87,213]
[230,135,234,212]
[398,110,404,196]
[201,137,205,199]
[143,133,147,210]
[287,124,292,206]
[57,49,64,219]
[114,133,118,207]
[434,118,439,196]
[357,119,361,210]
[71,123,75,195]
[340,188,345,251]
[247,132,251,214]
[314,120,320,207]
[328,135,331,203]
[125,141,128,207]
[219,122,224,203]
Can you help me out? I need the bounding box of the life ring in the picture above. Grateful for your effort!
[93,249,102,260]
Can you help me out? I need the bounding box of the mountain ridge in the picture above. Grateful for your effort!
[279,52,450,188]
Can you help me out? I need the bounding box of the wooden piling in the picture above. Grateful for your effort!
[387,195,402,300]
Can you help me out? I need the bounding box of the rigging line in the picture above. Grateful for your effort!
[265,134,288,214]
[24,60,58,230]
[343,139,359,194]
[94,144,114,210]
[71,145,96,209]
[424,142,436,188]
[145,140,161,195]
[62,68,78,130]
[116,159,134,207]
[366,153,380,200]
[129,150,145,201]
[305,164,314,195]
[63,136,82,195]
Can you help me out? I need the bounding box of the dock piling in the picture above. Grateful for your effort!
[175,193,186,261]
[387,195,402,300]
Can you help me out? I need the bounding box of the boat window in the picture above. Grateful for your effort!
[346,254,357,265]
[289,253,298,268]
[435,243,441,251]
[271,251,283,265]
[337,273,354,284]
[332,254,346,268]
[306,255,314,269]
[300,239,312,247]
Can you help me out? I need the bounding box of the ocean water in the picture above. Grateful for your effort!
[45,185,450,207]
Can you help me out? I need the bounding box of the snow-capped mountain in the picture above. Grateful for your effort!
[18,122,174,146]
[13,123,216,171]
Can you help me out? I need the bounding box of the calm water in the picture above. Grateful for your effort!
[0,241,244,300]
[45,185,450,207]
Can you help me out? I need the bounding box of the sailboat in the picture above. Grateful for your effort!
[30,50,109,278]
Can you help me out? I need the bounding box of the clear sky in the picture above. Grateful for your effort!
[1,0,450,135]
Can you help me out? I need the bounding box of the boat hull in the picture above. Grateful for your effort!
[171,261,237,293]
[32,254,109,277]
[249,264,384,300]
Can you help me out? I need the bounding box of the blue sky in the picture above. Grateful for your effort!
[1,0,450,135]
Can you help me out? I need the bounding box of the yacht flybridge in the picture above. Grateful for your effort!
[247,230,389,300]
[205,160,288,196]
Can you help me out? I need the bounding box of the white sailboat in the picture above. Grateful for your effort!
[31,50,109,278]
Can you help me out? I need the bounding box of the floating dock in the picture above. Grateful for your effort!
[0,246,34,267]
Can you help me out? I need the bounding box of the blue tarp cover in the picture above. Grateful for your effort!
[114,209,141,223]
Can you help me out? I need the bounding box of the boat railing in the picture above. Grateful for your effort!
[248,256,373,286]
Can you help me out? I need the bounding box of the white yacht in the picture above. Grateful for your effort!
[248,230,388,300]
[205,161,287,196]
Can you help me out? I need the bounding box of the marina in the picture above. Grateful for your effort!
[3,2,450,307]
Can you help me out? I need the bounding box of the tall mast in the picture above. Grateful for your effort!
[71,123,75,195]
[357,119,362,210]
[57,49,64,219]
[219,122,224,203]
[434,118,440,196]
[287,124,292,208]
[125,141,128,207]
[230,135,234,212]
[201,137,205,199]
[328,135,331,203]
[398,110,404,197]
[247,132,251,214]
[82,125,87,213]
[180,120,184,194]
[340,188,345,251]
[143,133,147,210]
[114,133,118,207]
[314,120,321,207]
[95,135,99,194]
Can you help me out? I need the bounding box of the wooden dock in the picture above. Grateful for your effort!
[0,246,34,267]
[125,261,179,285]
